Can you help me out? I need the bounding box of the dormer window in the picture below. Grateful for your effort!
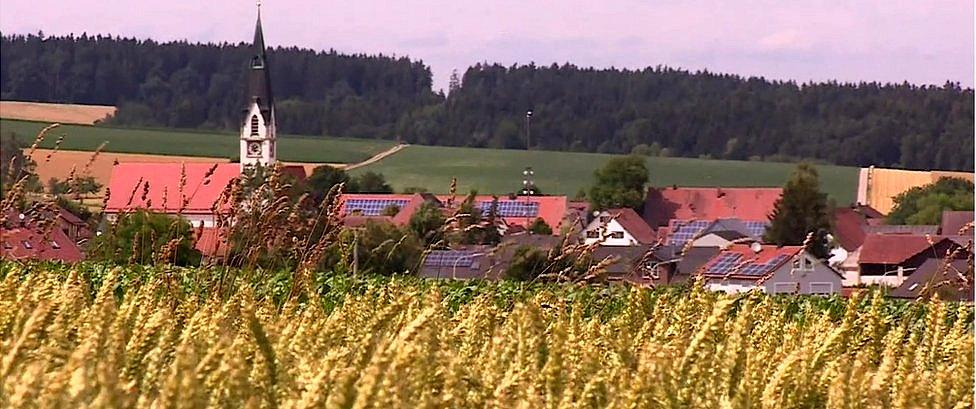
[250,115,260,136]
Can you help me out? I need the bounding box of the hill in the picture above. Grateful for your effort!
[0,119,394,164]
[2,33,972,171]
[404,64,973,171]
[1,118,858,203]
[350,145,859,204]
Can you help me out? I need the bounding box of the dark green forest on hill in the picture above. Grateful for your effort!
[2,33,973,171]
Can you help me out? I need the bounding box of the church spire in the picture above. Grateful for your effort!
[252,4,266,66]
[240,1,276,169]
[245,1,273,120]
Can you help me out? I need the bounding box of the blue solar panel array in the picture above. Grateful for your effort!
[704,253,743,275]
[344,199,410,216]
[424,250,477,267]
[477,200,540,217]
[742,221,768,238]
[704,253,791,276]
[668,220,710,246]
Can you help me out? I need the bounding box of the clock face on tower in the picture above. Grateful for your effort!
[247,141,262,157]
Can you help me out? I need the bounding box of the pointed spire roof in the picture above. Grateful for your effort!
[245,5,274,121]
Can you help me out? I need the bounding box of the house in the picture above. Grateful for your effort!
[588,244,682,285]
[1,211,84,262]
[888,257,974,302]
[643,186,782,230]
[856,167,974,214]
[665,217,768,248]
[338,193,569,235]
[691,230,750,248]
[583,208,656,246]
[940,210,974,236]
[857,235,967,287]
[863,225,939,235]
[418,246,495,280]
[831,205,885,252]
[102,10,305,260]
[694,244,843,295]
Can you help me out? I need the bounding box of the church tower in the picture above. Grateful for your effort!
[240,4,276,169]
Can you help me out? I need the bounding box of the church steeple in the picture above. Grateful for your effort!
[240,2,276,169]
[246,5,274,119]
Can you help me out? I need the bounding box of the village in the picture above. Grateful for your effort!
[2,8,973,302]
[1,1,974,406]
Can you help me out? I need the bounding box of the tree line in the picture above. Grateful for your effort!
[0,33,440,139]
[2,33,973,171]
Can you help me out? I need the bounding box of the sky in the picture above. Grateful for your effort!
[1,0,973,91]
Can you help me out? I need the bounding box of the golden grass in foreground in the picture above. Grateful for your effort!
[0,266,973,408]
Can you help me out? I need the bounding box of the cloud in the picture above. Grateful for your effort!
[758,29,813,51]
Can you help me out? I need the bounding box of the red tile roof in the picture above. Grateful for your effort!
[1,226,83,262]
[105,163,307,215]
[436,195,567,234]
[858,234,953,265]
[338,193,568,235]
[832,207,870,251]
[105,163,240,214]
[194,227,229,258]
[698,244,803,280]
[603,208,656,244]
[643,187,782,228]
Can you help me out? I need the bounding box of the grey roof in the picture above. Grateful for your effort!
[591,245,654,275]
[676,246,721,275]
[889,258,973,301]
[703,230,749,241]
[863,225,939,235]
[941,211,974,236]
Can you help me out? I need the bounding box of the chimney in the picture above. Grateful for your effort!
[716,188,724,198]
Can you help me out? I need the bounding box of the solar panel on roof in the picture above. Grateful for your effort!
[705,253,742,275]
[344,199,410,216]
[477,201,540,217]
[743,221,769,238]
[669,220,711,246]
[424,250,476,268]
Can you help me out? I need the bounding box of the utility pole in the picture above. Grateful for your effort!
[352,229,359,276]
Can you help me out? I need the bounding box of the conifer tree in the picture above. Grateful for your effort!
[765,163,832,258]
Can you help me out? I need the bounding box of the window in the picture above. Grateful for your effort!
[801,256,814,271]
[250,115,260,136]
[773,282,798,294]
[21,240,33,249]
[51,241,61,249]
[609,231,624,239]
[599,216,610,223]
[585,230,600,239]
[809,282,833,295]
[793,256,814,271]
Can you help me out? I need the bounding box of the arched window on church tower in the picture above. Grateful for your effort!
[250,115,259,136]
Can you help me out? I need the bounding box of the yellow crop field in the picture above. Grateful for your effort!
[0,264,972,408]
[0,101,116,125]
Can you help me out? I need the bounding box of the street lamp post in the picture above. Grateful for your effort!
[522,167,535,196]
[525,109,533,150]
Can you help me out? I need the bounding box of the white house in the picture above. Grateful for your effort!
[583,208,656,246]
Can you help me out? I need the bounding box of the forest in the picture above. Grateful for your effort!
[1,33,973,171]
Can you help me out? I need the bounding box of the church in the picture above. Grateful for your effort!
[104,7,305,258]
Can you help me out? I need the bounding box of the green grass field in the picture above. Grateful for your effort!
[1,119,859,203]
[351,145,859,204]
[0,119,394,163]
